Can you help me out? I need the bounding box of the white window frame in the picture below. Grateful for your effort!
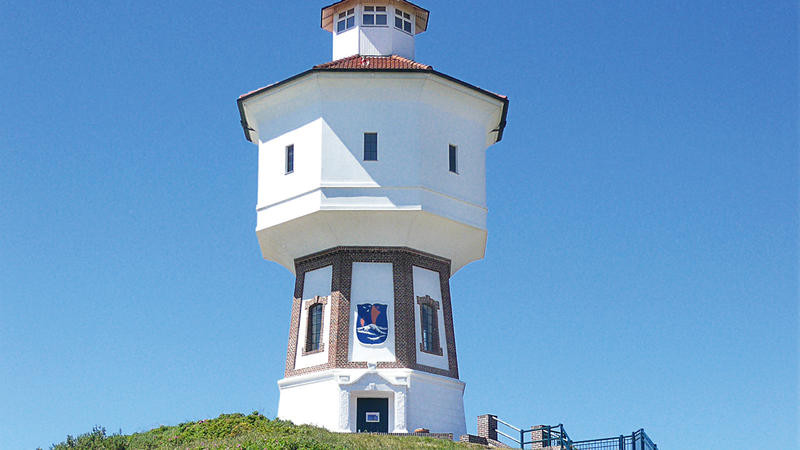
[336,8,355,33]
[362,5,388,27]
[394,8,413,34]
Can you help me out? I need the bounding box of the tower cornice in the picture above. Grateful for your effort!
[237,57,509,144]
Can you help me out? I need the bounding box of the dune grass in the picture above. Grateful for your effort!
[47,412,480,449]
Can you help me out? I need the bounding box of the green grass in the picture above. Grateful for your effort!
[47,412,481,449]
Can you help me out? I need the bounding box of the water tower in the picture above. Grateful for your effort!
[237,0,508,437]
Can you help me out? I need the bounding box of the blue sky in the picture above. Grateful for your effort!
[1,1,796,449]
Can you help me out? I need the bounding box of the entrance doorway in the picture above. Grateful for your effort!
[356,397,388,433]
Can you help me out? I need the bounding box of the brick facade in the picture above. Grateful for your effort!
[284,246,459,379]
[530,425,550,449]
[459,434,488,445]
[477,414,498,442]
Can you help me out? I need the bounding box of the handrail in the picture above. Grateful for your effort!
[495,418,521,432]
[496,429,520,444]
[572,429,658,450]
[492,419,573,449]
[483,415,657,450]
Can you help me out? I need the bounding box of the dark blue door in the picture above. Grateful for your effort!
[356,397,388,433]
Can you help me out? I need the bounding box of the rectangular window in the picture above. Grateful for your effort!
[364,132,378,161]
[337,8,355,33]
[363,6,387,26]
[448,144,457,173]
[285,144,294,174]
[395,8,412,33]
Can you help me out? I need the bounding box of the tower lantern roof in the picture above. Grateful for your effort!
[321,0,430,34]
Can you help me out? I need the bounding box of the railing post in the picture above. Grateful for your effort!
[520,427,525,449]
[530,425,546,449]
[618,434,624,450]
[477,414,498,442]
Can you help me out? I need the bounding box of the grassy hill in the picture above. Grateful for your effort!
[47,412,480,449]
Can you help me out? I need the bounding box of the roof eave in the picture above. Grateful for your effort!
[237,68,316,144]
[237,66,508,144]
[425,69,509,143]
[236,97,252,143]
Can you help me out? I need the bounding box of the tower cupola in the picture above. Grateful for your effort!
[321,0,430,60]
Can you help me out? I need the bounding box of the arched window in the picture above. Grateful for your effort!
[306,303,323,352]
[420,303,436,352]
[417,295,442,355]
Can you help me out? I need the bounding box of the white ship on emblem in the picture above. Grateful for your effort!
[356,323,389,343]
[356,303,389,344]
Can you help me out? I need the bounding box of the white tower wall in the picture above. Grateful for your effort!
[277,368,466,436]
[330,3,421,60]
[238,1,507,440]
[294,265,333,370]
[244,72,505,274]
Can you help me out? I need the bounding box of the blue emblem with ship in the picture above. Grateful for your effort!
[356,303,388,345]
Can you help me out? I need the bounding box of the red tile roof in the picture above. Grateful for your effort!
[313,55,433,70]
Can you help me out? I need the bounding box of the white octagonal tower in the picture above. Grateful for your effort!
[237,0,508,438]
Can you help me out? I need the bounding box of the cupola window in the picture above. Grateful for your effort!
[336,8,355,33]
[363,6,387,26]
[394,8,412,33]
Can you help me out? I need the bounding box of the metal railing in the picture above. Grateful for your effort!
[573,429,657,450]
[495,419,574,448]
[488,417,657,450]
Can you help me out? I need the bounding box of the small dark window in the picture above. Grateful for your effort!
[286,144,294,174]
[306,303,323,352]
[364,132,378,161]
[421,304,437,353]
[448,144,457,173]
